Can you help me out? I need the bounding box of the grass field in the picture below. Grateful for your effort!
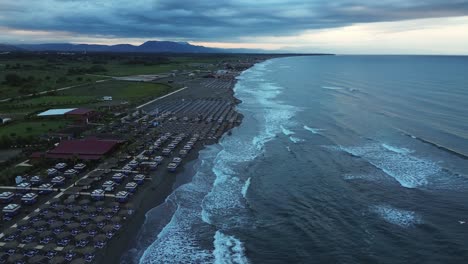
[61,80,173,102]
[0,120,69,138]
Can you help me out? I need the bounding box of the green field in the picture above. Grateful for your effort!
[61,80,173,102]
[0,120,69,138]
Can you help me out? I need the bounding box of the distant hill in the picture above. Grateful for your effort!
[0,44,23,52]
[14,41,260,54]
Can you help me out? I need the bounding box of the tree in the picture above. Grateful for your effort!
[4,73,22,86]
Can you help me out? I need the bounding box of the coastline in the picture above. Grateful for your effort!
[98,62,254,264]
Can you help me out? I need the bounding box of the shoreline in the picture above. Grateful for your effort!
[99,62,255,264]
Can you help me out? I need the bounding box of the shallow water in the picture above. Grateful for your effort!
[129,56,468,264]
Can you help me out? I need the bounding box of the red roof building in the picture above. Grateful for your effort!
[31,138,123,160]
[65,108,98,124]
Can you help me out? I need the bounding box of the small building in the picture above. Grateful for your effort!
[74,163,86,171]
[0,192,14,203]
[125,182,138,193]
[133,174,145,185]
[55,163,67,170]
[167,162,178,172]
[51,176,66,186]
[115,191,130,203]
[31,138,123,161]
[21,193,38,205]
[102,96,113,101]
[64,169,78,178]
[16,182,31,193]
[38,183,54,195]
[102,181,116,192]
[91,189,105,201]
[65,108,98,124]
[30,175,43,186]
[128,160,139,169]
[2,203,21,216]
[111,173,125,183]
[47,168,58,177]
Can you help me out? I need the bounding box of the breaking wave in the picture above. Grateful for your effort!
[371,205,421,227]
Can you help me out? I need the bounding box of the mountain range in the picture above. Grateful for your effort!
[0,41,266,54]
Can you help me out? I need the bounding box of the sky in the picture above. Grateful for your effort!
[1,0,468,54]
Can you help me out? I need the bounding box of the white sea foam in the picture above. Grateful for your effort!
[322,86,344,90]
[241,178,251,198]
[371,205,421,227]
[381,143,413,154]
[213,231,249,264]
[280,125,295,136]
[303,125,324,134]
[289,136,305,143]
[338,143,440,188]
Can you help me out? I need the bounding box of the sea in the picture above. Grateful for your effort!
[125,55,468,264]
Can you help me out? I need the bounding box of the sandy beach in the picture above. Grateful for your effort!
[97,63,255,264]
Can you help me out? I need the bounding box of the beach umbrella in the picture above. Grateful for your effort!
[43,212,57,220]
[64,199,75,205]
[39,204,51,210]
[71,205,82,212]
[94,201,105,207]
[102,225,114,233]
[3,241,19,249]
[93,215,106,223]
[7,254,24,263]
[50,221,64,229]
[2,228,18,236]
[28,211,41,219]
[41,243,57,252]
[60,213,73,221]
[118,209,131,217]
[39,231,53,238]
[85,224,97,232]
[33,220,47,228]
[49,198,61,205]
[103,208,114,214]
[62,245,76,253]
[75,246,95,255]
[110,216,122,223]
[50,256,65,264]
[93,234,107,242]
[17,219,30,227]
[84,206,96,214]
[21,229,36,237]
[70,258,86,264]
[56,231,71,240]
[54,204,66,211]
[27,255,47,263]
[76,215,90,222]
[67,222,80,230]
[78,199,90,206]
[75,233,89,241]
[22,242,38,250]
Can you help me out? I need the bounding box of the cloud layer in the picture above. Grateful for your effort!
[1,0,468,41]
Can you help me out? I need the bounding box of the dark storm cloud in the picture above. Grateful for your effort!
[1,0,468,40]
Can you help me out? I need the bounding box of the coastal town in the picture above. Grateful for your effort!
[0,53,273,263]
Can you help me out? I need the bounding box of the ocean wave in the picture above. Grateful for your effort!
[280,125,295,136]
[303,125,324,134]
[289,136,305,143]
[214,231,249,264]
[338,143,440,188]
[241,178,251,198]
[371,205,421,227]
[381,143,413,154]
[322,86,344,90]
